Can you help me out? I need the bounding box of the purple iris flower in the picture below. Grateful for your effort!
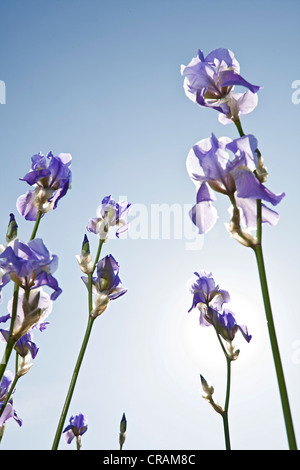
[188,271,230,319]
[181,48,261,124]
[186,133,285,242]
[63,413,88,445]
[0,238,61,301]
[188,272,251,345]
[209,307,252,343]
[0,371,22,428]
[82,254,127,318]
[0,328,39,359]
[17,151,72,221]
[87,195,131,241]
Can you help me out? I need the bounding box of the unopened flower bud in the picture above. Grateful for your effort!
[76,235,93,274]
[200,374,214,398]
[119,413,127,450]
[6,214,18,243]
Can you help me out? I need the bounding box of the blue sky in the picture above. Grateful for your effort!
[0,0,300,450]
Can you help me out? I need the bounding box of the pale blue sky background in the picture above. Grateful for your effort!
[0,0,300,450]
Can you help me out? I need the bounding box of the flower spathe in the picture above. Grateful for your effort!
[181,48,261,124]
[87,195,131,241]
[17,151,72,221]
[0,238,62,301]
[82,254,127,318]
[186,133,285,245]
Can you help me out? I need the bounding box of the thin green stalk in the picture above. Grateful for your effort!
[214,330,232,450]
[0,283,20,383]
[29,210,43,241]
[51,313,95,450]
[235,117,297,449]
[92,239,104,273]
[253,243,297,450]
[52,239,103,450]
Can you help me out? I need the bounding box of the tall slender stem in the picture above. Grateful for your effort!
[235,117,296,449]
[51,313,95,450]
[253,243,297,450]
[222,356,231,450]
[214,330,232,450]
[52,239,103,450]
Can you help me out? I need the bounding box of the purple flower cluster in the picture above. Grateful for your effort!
[182,48,285,246]
[188,271,252,345]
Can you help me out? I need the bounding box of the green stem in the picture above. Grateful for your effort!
[30,210,43,241]
[0,284,19,383]
[235,117,296,449]
[51,313,95,450]
[214,330,232,450]
[253,243,297,450]
[92,239,104,273]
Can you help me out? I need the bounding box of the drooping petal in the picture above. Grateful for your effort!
[219,70,261,94]
[16,192,41,221]
[189,201,218,235]
[233,168,285,205]
[235,196,280,229]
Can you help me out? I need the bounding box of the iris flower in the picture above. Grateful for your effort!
[0,238,61,301]
[181,48,261,124]
[188,271,251,345]
[82,254,127,318]
[186,133,285,246]
[63,413,88,445]
[17,151,72,221]
[87,195,131,241]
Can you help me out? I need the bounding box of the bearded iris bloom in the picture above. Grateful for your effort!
[82,254,127,318]
[63,413,88,448]
[0,238,61,301]
[87,195,131,241]
[17,152,72,221]
[186,133,285,246]
[188,271,230,317]
[181,48,261,124]
[188,271,252,350]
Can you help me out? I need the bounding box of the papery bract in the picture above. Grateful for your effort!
[17,152,72,221]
